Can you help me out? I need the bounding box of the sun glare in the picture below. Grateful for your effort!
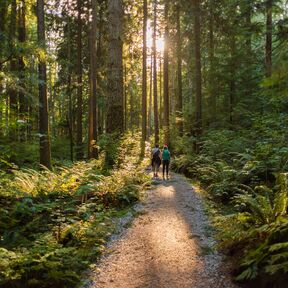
[146,21,165,54]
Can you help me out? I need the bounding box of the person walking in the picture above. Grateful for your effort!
[151,144,161,178]
[162,145,171,180]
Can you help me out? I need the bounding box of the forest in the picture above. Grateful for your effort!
[0,0,288,287]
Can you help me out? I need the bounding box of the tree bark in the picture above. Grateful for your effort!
[159,55,163,129]
[129,74,134,129]
[37,0,52,169]
[148,54,153,138]
[124,64,127,130]
[9,0,18,142]
[88,0,98,159]
[193,0,202,147]
[163,0,170,145]
[141,0,147,156]
[106,0,124,134]
[66,3,74,162]
[18,0,27,142]
[229,34,236,124]
[97,0,104,136]
[76,0,83,159]
[241,1,252,101]
[208,0,216,122]
[0,2,7,43]
[153,0,159,144]
[176,3,183,135]
[0,1,8,97]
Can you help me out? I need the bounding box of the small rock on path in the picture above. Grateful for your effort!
[85,173,237,288]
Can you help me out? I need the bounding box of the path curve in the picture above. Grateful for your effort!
[85,174,237,288]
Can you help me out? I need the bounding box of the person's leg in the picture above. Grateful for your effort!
[163,161,168,179]
[155,164,158,177]
[162,161,165,179]
[166,161,170,178]
[156,159,161,178]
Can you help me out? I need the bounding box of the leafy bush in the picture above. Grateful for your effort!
[172,112,288,287]
[214,173,288,287]
[235,218,288,287]
[0,132,150,287]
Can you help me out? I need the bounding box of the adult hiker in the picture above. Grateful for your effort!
[152,144,161,178]
[162,145,171,180]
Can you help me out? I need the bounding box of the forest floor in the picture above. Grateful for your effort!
[83,173,237,288]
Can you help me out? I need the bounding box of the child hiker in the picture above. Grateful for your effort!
[151,144,161,178]
[162,145,171,180]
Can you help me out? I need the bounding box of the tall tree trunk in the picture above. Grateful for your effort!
[76,0,83,159]
[18,0,27,142]
[37,0,51,169]
[0,2,7,50]
[27,57,36,140]
[66,4,74,162]
[193,0,202,149]
[88,0,98,159]
[67,72,73,162]
[208,1,216,123]
[153,0,159,144]
[9,0,18,142]
[97,0,104,135]
[5,95,9,135]
[159,55,163,129]
[148,54,153,138]
[141,0,147,156]
[176,3,183,135]
[265,0,272,77]
[106,0,124,133]
[129,80,133,129]
[124,64,127,130]
[0,1,8,106]
[229,34,236,124]
[163,0,169,145]
[241,1,252,101]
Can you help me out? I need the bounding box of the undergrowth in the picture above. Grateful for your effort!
[171,114,288,288]
[0,132,150,288]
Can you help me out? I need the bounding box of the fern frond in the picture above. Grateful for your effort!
[274,173,288,217]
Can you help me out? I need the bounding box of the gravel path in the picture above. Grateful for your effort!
[85,173,237,288]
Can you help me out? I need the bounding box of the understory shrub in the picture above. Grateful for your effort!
[171,116,288,286]
[0,132,150,287]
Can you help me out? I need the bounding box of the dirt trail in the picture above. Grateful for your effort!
[85,174,237,288]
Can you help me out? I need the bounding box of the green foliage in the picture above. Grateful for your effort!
[235,218,288,287]
[213,174,288,286]
[51,138,73,161]
[172,110,288,286]
[0,240,82,288]
[233,177,287,226]
[0,133,150,287]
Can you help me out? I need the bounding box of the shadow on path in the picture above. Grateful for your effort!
[85,173,237,288]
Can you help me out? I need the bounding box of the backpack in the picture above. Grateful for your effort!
[152,149,161,166]
[162,149,170,161]
[152,149,160,161]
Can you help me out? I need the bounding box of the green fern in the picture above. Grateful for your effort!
[274,173,288,217]
[233,175,288,226]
